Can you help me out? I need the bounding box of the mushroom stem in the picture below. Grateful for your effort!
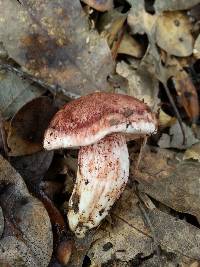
[67,133,129,238]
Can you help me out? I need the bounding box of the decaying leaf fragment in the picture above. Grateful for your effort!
[88,188,200,266]
[98,9,127,58]
[7,97,57,156]
[132,147,200,223]
[116,61,159,111]
[130,37,199,122]
[0,0,114,96]
[0,72,45,119]
[170,59,199,122]
[127,1,199,117]
[127,0,158,36]
[98,9,144,59]
[10,150,54,185]
[98,9,127,47]
[127,0,199,123]
[183,142,200,162]
[154,0,200,13]
[194,34,200,58]
[118,32,144,58]
[0,155,53,267]
[158,120,199,149]
[155,11,194,57]
[159,109,176,128]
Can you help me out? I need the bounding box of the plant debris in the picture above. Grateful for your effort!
[0,155,53,267]
[1,0,200,266]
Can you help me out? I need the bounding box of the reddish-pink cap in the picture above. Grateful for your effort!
[43,92,157,150]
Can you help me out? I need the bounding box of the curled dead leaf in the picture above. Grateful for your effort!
[7,97,57,156]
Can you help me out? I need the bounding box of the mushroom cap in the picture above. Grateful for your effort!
[44,92,157,150]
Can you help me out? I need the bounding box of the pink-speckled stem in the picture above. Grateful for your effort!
[67,133,129,237]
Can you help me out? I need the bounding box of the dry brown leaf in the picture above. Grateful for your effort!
[132,146,200,222]
[65,234,94,267]
[155,11,194,57]
[128,3,196,84]
[158,121,199,149]
[98,9,143,59]
[159,109,176,128]
[140,47,199,122]
[10,150,54,185]
[118,32,144,58]
[171,60,199,122]
[154,0,200,12]
[88,187,200,266]
[0,0,114,97]
[88,191,153,264]
[188,261,200,267]
[7,97,57,156]
[127,0,199,123]
[194,34,200,58]
[0,71,45,119]
[0,155,53,267]
[99,9,127,48]
[127,0,158,36]
[127,0,199,122]
[183,142,200,161]
[41,181,63,200]
[158,120,199,149]
[116,61,159,111]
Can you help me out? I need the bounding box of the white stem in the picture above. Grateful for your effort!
[67,133,129,238]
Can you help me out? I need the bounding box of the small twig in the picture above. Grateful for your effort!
[163,83,186,145]
[138,202,159,249]
[133,182,161,257]
[135,136,148,170]
[111,22,127,61]
[37,189,66,233]
[0,63,79,99]
[0,112,9,157]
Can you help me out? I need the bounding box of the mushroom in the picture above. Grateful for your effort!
[43,92,157,238]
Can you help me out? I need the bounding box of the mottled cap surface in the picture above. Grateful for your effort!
[44,92,157,150]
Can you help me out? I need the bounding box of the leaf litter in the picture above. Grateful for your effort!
[0,0,200,266]
[0,0,114,96]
